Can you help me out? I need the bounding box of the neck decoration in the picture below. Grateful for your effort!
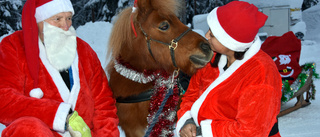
[147,75,179,137]
[114,59,160,84]
[113,59,180,136]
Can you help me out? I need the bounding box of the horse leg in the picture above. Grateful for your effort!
[120,124,145,137]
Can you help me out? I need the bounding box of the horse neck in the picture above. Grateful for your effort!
[109,59,170,98]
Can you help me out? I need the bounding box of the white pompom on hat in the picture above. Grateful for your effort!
[29,88,44,99]
[207,1,268,52]
[22,0,74,89]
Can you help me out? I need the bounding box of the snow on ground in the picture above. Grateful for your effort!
[0,2,320,137]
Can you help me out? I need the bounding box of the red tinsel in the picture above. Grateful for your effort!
[147,76,180,137]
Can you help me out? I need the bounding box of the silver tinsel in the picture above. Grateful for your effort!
[160,129,173,137]
[166,110,177,121]
[114,60,158,84]
[154,75,176,89]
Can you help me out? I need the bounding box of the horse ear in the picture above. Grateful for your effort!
[136,0,152,22]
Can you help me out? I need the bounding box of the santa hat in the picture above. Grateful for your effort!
[207,1,267,52]
[22,0,74,89]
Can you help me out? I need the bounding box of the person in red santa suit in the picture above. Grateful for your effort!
[176,1,282,137]
[0,0,119,136]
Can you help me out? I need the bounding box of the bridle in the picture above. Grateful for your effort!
[115,24,191,104]
[139,24,192,68]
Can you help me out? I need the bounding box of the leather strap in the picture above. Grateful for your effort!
[116,89,154,103]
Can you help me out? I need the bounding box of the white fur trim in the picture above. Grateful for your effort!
[207,8,255,52]
[39,38,80,107]
[190,36,261,126]
[39,40,70,101]
[35,0,74,23]
[29,88,44,99]
[68,57,81,110]
[175,111,192,136]
[200,120,213,137]
[53,103,71,132]
[59,132,72,137]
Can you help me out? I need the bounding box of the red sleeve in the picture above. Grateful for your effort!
[92,66,119,137]
[177,69,202,119]
[202,84,281,137]
[78,39,119,137]
[176,63,219,134]
[177,63,219,120]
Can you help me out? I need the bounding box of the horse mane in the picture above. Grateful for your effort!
[108,7,133,58]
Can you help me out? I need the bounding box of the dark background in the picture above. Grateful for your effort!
[0,0,318,37]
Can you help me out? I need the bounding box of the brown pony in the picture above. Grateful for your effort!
[106,0,213,136]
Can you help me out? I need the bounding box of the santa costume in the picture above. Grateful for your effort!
[176,1,282,137]
[0,0,119,136]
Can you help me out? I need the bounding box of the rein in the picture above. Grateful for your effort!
[143,70,179,137]
[139,24,192,68]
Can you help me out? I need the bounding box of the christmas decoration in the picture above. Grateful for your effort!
[281,62,319,103]
[114,59,180,136]
[114,59,159,84]
[146,75,179,137]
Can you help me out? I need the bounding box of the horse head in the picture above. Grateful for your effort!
[109,0,213,76]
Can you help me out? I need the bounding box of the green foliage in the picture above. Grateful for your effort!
[281,63,319,103]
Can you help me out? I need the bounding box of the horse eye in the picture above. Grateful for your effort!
[158,21,170,31]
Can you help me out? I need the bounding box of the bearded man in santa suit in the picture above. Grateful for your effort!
[0,0,119,137]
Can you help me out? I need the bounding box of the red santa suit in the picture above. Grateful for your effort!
[176,2,282,136]
[0,31,119,137]
[176,37,282,137]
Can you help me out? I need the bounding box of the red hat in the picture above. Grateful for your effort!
[207,1,268,52]
[22,0,74,88]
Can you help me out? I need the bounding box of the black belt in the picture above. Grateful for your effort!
[269,121,279,136]
[279,69,292,73]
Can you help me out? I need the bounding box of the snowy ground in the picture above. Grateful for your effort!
[0,3,320,137]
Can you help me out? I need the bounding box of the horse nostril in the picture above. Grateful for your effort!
[200,42,211,52]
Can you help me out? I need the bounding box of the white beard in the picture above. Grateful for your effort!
[43,21,77,71]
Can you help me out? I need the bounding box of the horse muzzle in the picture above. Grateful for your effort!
[190,42,213,68]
